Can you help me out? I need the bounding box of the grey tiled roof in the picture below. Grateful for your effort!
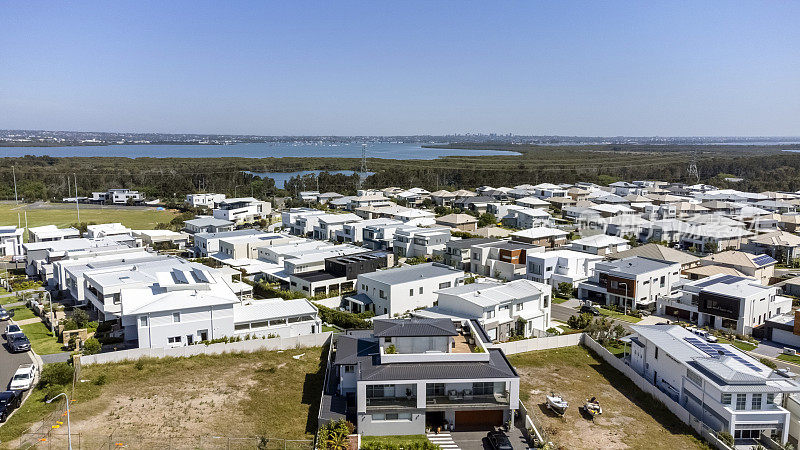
[373,318,457,337]
[334,335,379,365]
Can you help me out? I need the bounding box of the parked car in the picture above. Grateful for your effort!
[486,430,513,450]
[0,390,23,422]
[0,307,12,321]
[580,304,601,316]
[8,333,30,353]
[3,323,22,338]
[9,364,36,391]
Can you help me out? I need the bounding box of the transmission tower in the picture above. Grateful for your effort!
[358,144,368,189]
[687,148,700,184]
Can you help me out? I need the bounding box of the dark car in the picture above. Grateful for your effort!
[8,333,31,353]
[0,307,12,321]
[0,390,23,422]
[580,304,601,316]
[486,430,513,450]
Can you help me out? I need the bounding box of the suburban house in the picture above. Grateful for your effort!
[86,223,133,239]
[679,224,754,252]
[656,274,790,335]
[762,311,800,348]
[435,214,478,232]
[55,248,165,300]
[742,230,800,265]
[348,194,392,211]
[430,190,457,207]
[289,250,393,297]
[283,208,328,236]
[568,234,630,255]
[453,196,496,214]
[213,197,271,223]
[312,213,362,241]
[90,188,143,204]
[525,249,603,288]
[514,196,551,209]
[183,217,235,234]
[23,237,132,280]
[337,218,403,245]
[578,256,682,310]
[392,226,451,259]
[192,229,265,257]
[0,226,24,258]
[28,225,81,243]
[699,251,777,285]
[496,206,553,229]
[133,230,190,249]
[609,243,700,271]
[215,233,297,260]
[443,238,500,272]
[470,240,542,280]
[429,279,552,341]
[625,324,800,444]
[321,318,520,435]
[637,219,692,244]
[362,221,406,251]
[346,263,464,316]
[316,192,345,204]
[186,193,226,209]
[510,227,567,248]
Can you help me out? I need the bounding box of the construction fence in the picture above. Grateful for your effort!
[17,432,312,450]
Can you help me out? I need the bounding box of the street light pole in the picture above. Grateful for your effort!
[43,291,54,333]
[46,392,72,450]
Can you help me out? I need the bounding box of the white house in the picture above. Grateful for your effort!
[430,279,552,341]
[626,325,800,444]
[392,226,451,259]
[91,189,143,204]
[578,256,682,310]
[186,193,226,209]
[568,234,630,255]
[27,225,81,243]
[183,217,235,234]
[526,249,602,288]
[349,263,464,316]
[86,223,133,239]
[213,197,271,223]
[0,226,24,258]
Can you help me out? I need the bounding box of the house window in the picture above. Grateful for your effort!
[167,336,182,344]
[686,369,702,387]
[173,312,181,323]
[426,383,445,397]
[736,394,747,410]
[379,290,386,299]
[113,293,121,305]
[439,282,452,289]
[344,365,354,373]
[544,296,549,308]
[516,303,524,311]
[654,348,659,360]
[767,393,775,404]
[419,287,423,294]
[366,384,393,398]
[486,310,495,319]
[472,382,494,395]
[721,393,732,405]
[660,276,666,288]
[409,289,414,296]
[752,394,762,410]
[139,316,148,327]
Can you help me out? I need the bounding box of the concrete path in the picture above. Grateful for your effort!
[428,432,461,449]
[40,352,71,364]
[560,298,581,308]
[14,317,42,326]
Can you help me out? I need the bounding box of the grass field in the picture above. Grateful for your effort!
[509,346,709,450]
[598,307,643,323]
[0,347,326,447]
[20,322,64,355]
[0,202,179,230]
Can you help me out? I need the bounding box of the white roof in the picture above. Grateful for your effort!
[511,227,567,239]
[570,234,627,247]
[233,298,317,323]
[437,279,549,308]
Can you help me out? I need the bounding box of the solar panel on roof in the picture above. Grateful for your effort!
[753,254,777,266]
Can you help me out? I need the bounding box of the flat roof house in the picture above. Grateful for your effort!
[510,227,567,248]
[212,197,271,224]
[443,238,500,272]
[526,249,603,288]
[321,318,520,435]
[186,193,226,209]
[282,208,328,236]
[626,324,800,444]
[348,263,464,316]
[470,240,542,280]
[0,226,24,258]
[656,274,790,335]
[578,256,681,310]
[431,279,552,341]
[192,229,265,257]
[86,223,133,239]
[28,225,81,243]
[312,213,362,241]
[337,218,403,245]
[183,217,235,234]
[392,226,451,259]
[568,234,630,255]
[290,250,393,298]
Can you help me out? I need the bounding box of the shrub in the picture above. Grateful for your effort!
[39,363,74,388]
[717,431,734,447]
[385,345,397,354]
[317,305,372,329]
[760,357,778,370]
[71,309,90,327]
[134,360,145,370]
[93,373,108,385]
[82,338,101,355]
[567,313,593,330]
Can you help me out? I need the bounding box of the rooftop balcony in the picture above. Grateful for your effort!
[426,392,510,409]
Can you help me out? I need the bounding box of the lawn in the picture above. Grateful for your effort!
[8,304,35,321]
[361,435,430,446]
[0,202,179,231]
[20,322,65,355]
[778,354,800,365]
[598,307,643,323]
[717,338,757,352]
[552,296,569,304]
[509,345,709,450]
[0,347,326,447]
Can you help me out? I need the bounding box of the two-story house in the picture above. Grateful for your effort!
[526,249,603,288]
[577,256,681,310]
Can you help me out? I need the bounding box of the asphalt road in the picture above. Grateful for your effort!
[1,320,34,391]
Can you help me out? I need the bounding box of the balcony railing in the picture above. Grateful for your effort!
[365,396,417,409]
[426,393,509,407]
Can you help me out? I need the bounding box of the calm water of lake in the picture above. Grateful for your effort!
[0,142,519,159]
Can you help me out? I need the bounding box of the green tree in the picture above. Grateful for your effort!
[703,241,719,254]
[477,212,497,228]
[557,282,574,299]
[82,338,102,355]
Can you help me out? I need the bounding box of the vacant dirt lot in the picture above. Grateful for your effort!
[508,346,709,450]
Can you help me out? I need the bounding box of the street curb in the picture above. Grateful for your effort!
[1,349,42,427]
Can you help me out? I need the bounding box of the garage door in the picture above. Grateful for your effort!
[455,410,503,431]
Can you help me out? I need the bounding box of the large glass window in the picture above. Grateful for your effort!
[686,370,702,387]
[736,394,747,410]
[472,382,495,395]
[426,383,445,397]
[366,384,394,398]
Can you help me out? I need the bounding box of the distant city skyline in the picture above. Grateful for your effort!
[1,1,799,136]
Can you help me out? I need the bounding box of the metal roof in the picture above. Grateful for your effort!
[373,318,457,337]
[358,263,462,285]
[358,348,518,382]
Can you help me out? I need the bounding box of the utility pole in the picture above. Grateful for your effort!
[687,148,700,184]
[74,174,81,223]
[358,143,368,189]
[12,166,18,203]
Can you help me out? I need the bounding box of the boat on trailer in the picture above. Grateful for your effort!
[545,392,569,416]
[583,397,602,419]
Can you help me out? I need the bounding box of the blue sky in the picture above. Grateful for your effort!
[1,1,799,136]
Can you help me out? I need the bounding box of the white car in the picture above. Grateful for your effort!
[9,364,36,391]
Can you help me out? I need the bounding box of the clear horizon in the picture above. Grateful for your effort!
[2,1,799,136]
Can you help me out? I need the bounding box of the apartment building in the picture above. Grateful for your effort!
[392,226,451,259]
[526,249,603,288]
[578,256,681,310]
[626,325,800,444]
[186,193,226,209]
[27,225,81,243]
[212,197,271,223]
[321,318,520,435]
[348,263,464,316]
[432,279,551,341]
[0,226,24,258]
[656,274,790,335]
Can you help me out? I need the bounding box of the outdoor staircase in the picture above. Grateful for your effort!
[427,432,460,449]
